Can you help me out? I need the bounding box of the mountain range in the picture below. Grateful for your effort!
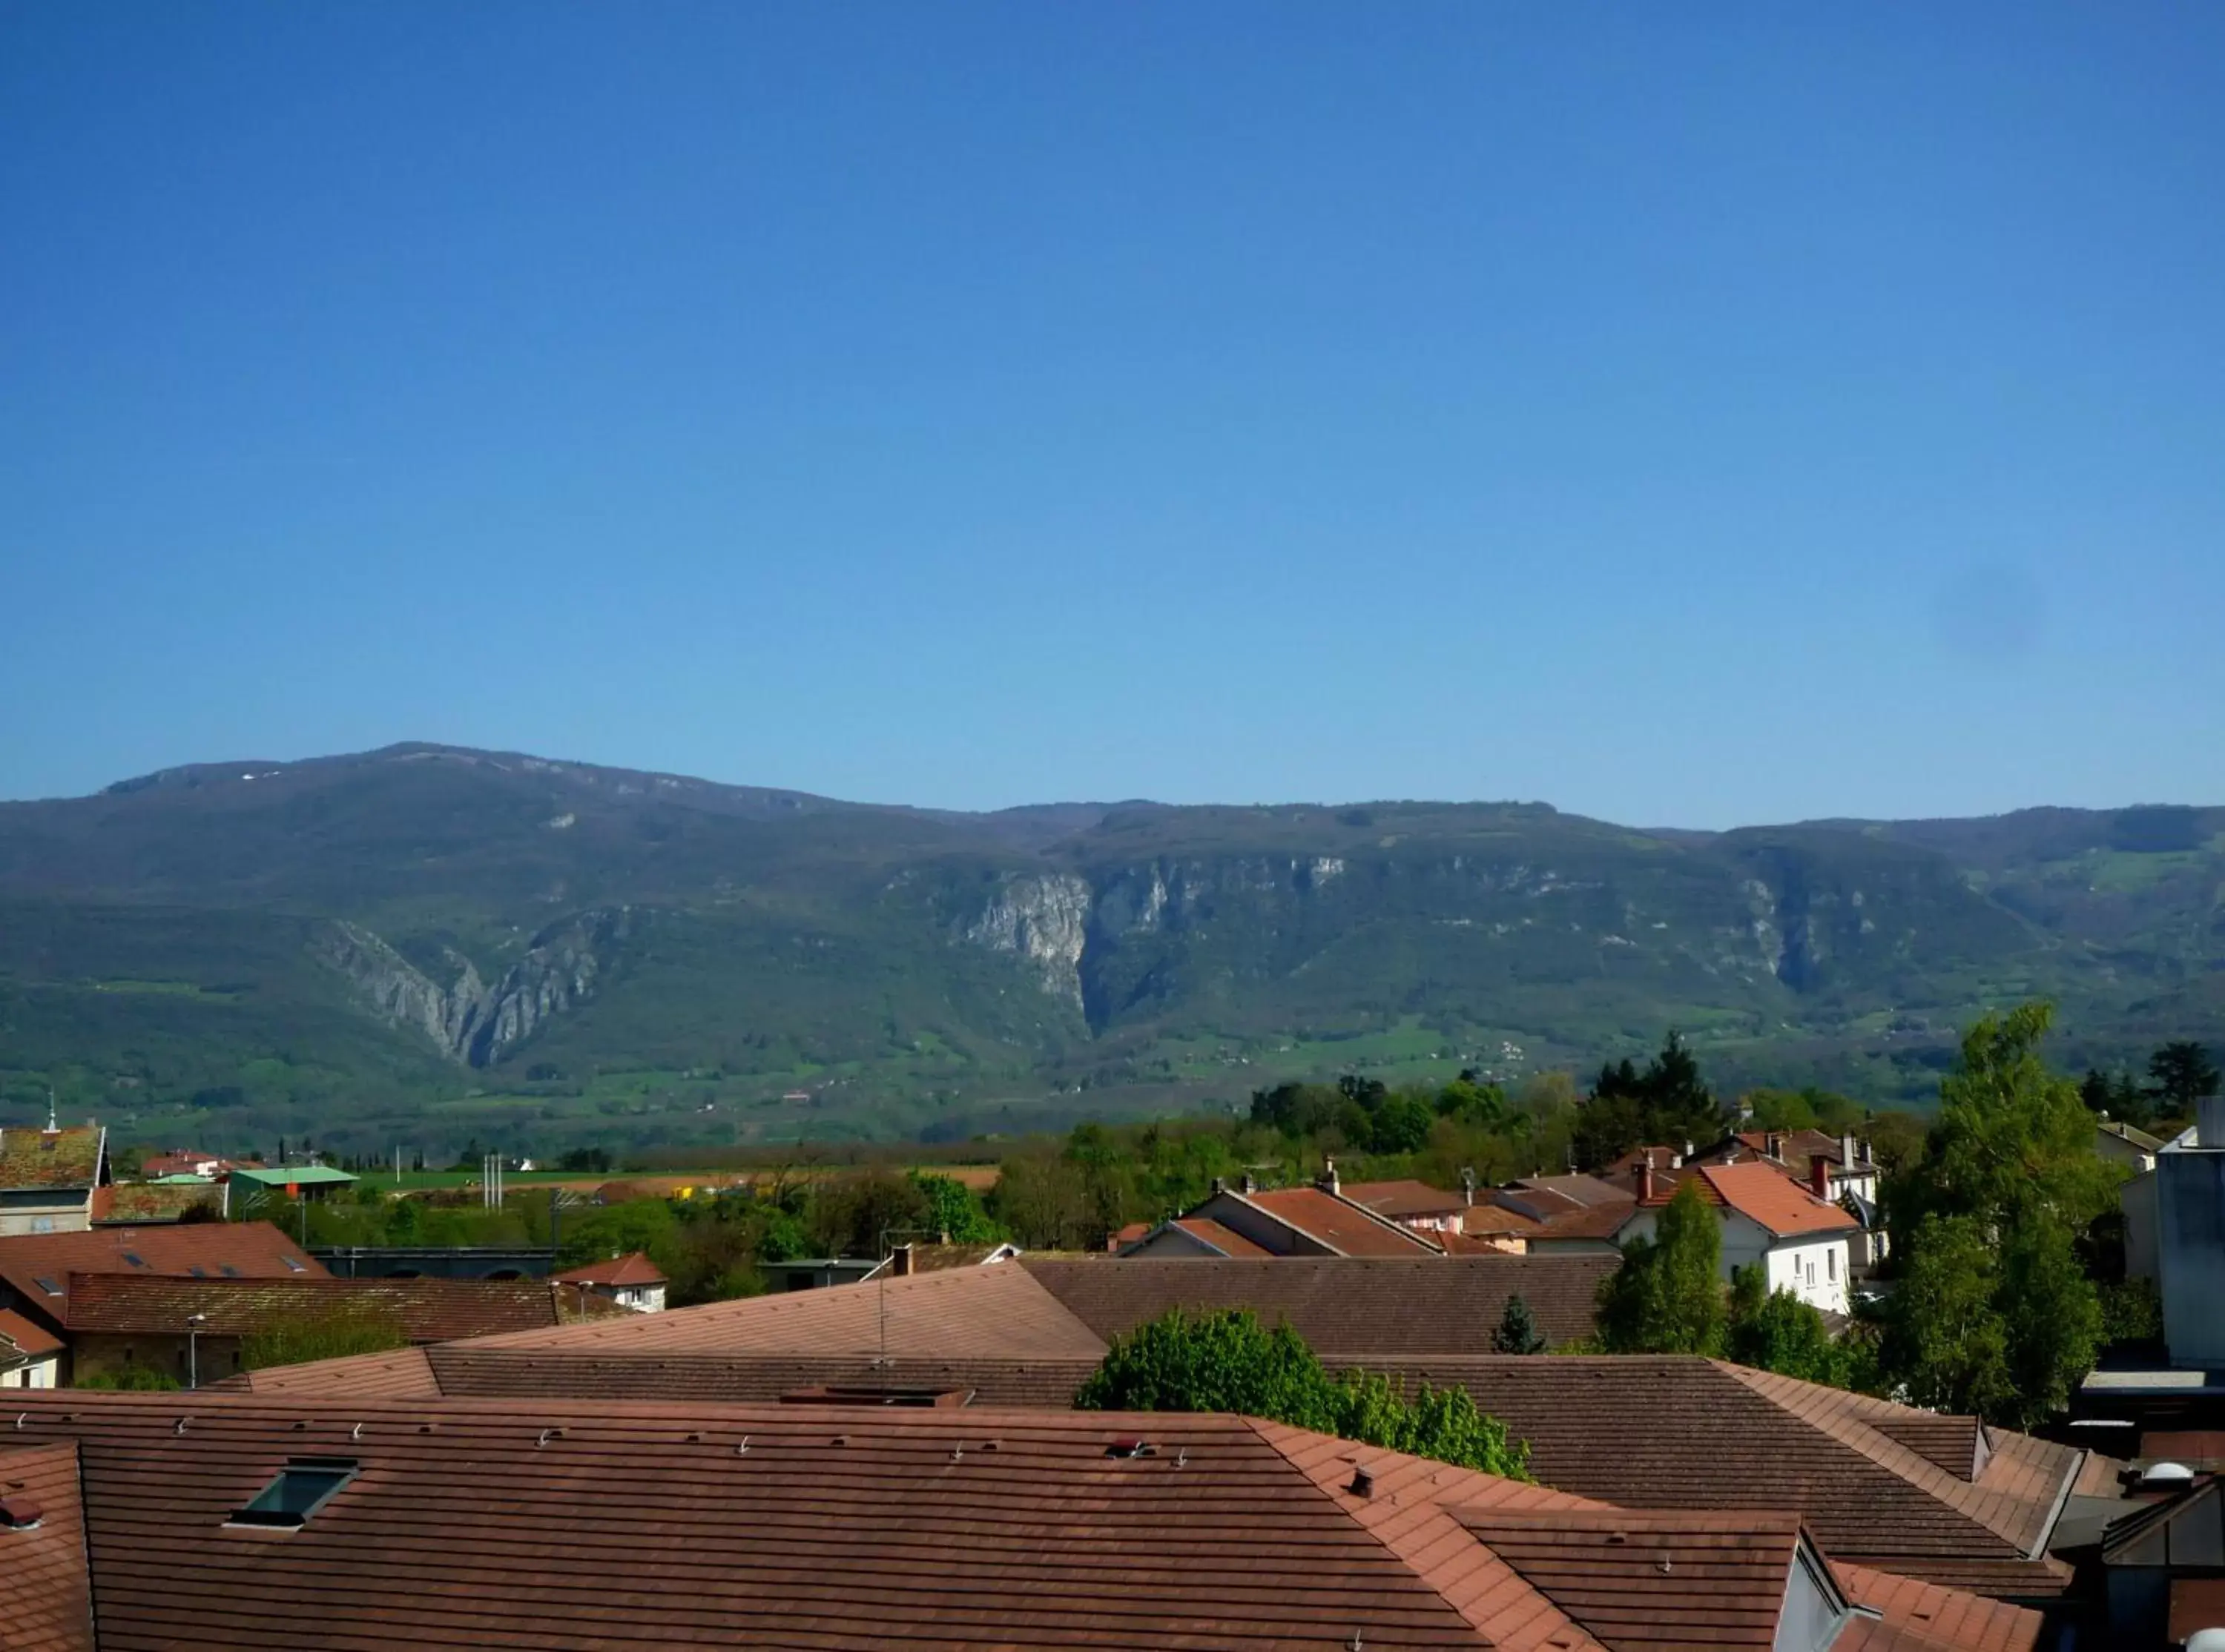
[1,744,2218,1152]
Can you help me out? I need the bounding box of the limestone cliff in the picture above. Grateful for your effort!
[312,907,630,1065]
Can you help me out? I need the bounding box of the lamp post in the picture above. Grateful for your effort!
[186,1312,208,1391]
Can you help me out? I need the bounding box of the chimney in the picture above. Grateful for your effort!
[1239,1172,1257,1195]
[1633,1155,1654,1202]
[1319,1157,1339,1197]
[1210,1177,1226,1197]
[1765,1133,1782,1160]
[1461,1167,1477,1206]
[891,1243,914,1278]
[1841,1133,1859,1173]
[1810,1155,1831,1199]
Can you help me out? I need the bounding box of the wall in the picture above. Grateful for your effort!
[2155,1148,2225,1367]
[1188,1192,1330,1257]
[1609,1209,1848,1314]
[0,1192,91,1238]
[69,1332,245,1388]
[2123,1170,2159,1283]
[3,1355,59,1388]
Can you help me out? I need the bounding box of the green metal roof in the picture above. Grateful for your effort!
[228,1164,358,1187]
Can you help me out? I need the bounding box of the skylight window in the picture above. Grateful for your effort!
[228,1458,359,1528]
[219,1264,240,1278]
[189,1266,208,1278]
[281,1257,306,1272]
[121,1252,147,1268]
[33,1276,61,1295]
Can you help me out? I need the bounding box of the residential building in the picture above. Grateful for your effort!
[877,1240,1024,1276]
[0,1386,2048,1652]
[0,1308,63,1388]
[0,1220,324,1378]
[1695,1129,1883,1205]
[311,1243,557,1279]
[1615,1158,1859,1314]
[551,1252,670,1312]
[2097,1119,2166,1176]
[0,1125,108,1238]
[224,1163,359,1202]
[138,1150,232,1180]
[89,1180,228,1224]
[1122,1163,1446,1258]
[60,1272,620,1387]
[2137,1098,2225,1368]
[1339,1174,1476,1233]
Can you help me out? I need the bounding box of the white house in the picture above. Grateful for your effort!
[0,1123,108,1238]
[0,1308,62,1388]
[1614,1159,1858,1315]
[550,1252,668,1313]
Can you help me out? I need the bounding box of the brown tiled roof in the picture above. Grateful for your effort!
[1343,1179,1471,1220]
[1527,1201,1641,1243]
[1455,1506,1813,1648]
[0,1125,105,1192]
[217,1345,442,1398]
[0,1306,66,1358]
[550,1252,668,1287]
[0,1222,323,1326]
[1837,1562,2044,1652]
[898,1241,1017,1272]
[139,1152,227,1179]
[1504,1174,1632,1211]
[90,1181,226,1223]
[62,1273,599,1341]
[1459,1206,1545,1238]
[1025,1256,1615,1353]
[1374,1356,2096,1597]
[0,1441,94,1651]
[1242,1186,1446,1255]
[1167,1217,1275,1257]
[4,1392,1576,1649]
[458,1258,1110,1357]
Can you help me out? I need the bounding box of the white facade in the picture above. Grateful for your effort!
[1615,1206,1851,1315]
[2,1354,59,1388]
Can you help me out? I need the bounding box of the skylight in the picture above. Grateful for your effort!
[228,1458,359,1528]
[33,1277,61,1295]
[121,1252,147,1268]
[189,1266,208,1278]
[219,1264,240,1278]
[281,1257,306,1272]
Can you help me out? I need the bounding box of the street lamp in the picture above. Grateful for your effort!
[186,1312,208,1391]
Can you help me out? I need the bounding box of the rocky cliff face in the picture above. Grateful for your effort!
[312,907,631,1065]
[963,874,1091,1008]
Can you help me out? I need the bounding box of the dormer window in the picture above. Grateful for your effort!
[228,1458,359,1528]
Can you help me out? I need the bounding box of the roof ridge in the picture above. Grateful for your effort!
[1710,1363,2069,1556]
[1242,1417,1606,1652]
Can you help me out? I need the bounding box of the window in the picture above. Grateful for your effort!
[30,1217,53,1235]
[281,1258,306,1273]
[229,1458,360,1528]
[32,1277,62,1296]
[219,1264,240,1278]
[1827,1251,1837,1282]
[120,1252,147,1269]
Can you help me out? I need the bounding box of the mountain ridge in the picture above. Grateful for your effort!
[1,743,2218,1152]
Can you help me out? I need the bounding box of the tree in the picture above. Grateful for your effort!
[2081,1067,2153,1129]
[1369,1093,1435,1154]
[2149,1041,2222,1121]
[1726,1266,1847,1386]
[1491,1293,1546,1355]
[1880,1214,2011,1420]
[1572,1032,1733,1171]
[1596,1181,1724,1355]
[1076,1308,1529,1479]
[908,1171,1003,1243]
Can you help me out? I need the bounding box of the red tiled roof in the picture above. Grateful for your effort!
[0,1222,324,1325]
[1342,1179,1471,1220]
[0,1441,94,1651]
[1838,1562,2045,1652]
[550,1252,668,1287]
[90,1181,227,1223]
[1026,1255,1614,1354]
[1635,1162,1858,1239]
[1242,1186,1446,1255]
[0,1125,105,1192]
[460,1258,1110,1357]
[1377,1355,2098,1598]
[218,1345,443,1398]
[1167,1217,1275,1257]
[1529,1200,1642,1243]
[139,1152,226,1179]
[62,1273,602,1341]
[0,1307,65,1359]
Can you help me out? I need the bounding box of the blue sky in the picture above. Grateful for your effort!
[4,4,2220,826]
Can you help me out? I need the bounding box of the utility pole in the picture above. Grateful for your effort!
[186,1312,207,1390]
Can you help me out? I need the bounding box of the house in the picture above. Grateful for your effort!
[1121,1163,1446,1258]
[551,1251,670,1312]
[0,1386,2048,1652]
[0,1221,324,1379]
[1477,1172,1641,1256]
[60,1272,619,1387]
[2126,1098,2225,1369]
[2097,1119,2166,1176]
[139,1150,232,1180]
[0,1124,108,1238]
[877,1240,1024,1277]
[90,1180,228,1225]
[1339,1174,1477,1233]
[0,1308,64,1389]
[1615,1157,1859,1314]
[212,1263,2115,1619]
[1696,1129,1883,1205]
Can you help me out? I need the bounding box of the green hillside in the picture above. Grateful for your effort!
[1,744,2218,1154]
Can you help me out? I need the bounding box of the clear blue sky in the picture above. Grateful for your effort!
[5,4,2221,826]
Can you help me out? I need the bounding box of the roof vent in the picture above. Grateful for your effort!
[1347,1464,1374,1498]
[1105,1438,1155,1458]
[2142,1461,2197,1488]
[0,1496,42,1530]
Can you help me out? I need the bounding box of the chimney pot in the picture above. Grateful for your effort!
[1240,1172,1256,1195]
[1841,1134,1859,1172]
[1810,1155,1830,1199]
[1210,1177,1225,1197]
[1461,1167,1477,1205]
[1319,1157,1339,1197]
[1634,1157,1654,1202]
[891,1243,913,1277]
